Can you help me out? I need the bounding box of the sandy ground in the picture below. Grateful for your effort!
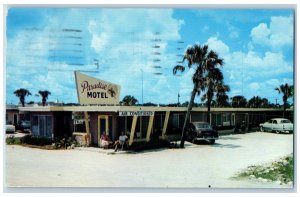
[4,132,294,189]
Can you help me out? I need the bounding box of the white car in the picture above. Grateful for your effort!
[6,124,16,134]
[259,118,293,134]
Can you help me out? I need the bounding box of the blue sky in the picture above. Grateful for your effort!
[5,7,294,105]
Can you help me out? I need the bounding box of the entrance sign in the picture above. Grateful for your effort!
[75,71,121,105]
[119,111,154,116]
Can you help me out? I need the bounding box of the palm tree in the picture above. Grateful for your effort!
[215,84,230,107]
[201,62,229,122]
[247,96,262,108]
[247,96,270,108]
[122,95,138,106]
[38,90,51,106]
[275,83,293,118]
[231,95,247,108]
[13,88,31,107]
[173,44,223,148]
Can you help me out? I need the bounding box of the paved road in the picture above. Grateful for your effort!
[5,132,293,189]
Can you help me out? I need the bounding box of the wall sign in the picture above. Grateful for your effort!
[119,111,154,116]
[75,71,121,105]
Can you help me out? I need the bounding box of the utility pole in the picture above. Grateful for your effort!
[178,93,180,106]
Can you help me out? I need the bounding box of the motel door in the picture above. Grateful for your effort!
[98,115,109,145]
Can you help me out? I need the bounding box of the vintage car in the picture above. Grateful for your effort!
[6,124,16,134]
[186,122,219,144]
[16,120,31,133]
[259,118,293,134]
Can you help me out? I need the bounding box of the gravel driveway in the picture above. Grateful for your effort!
[5,132,294,189]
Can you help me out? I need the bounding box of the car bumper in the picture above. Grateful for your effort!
[194,136,219,140]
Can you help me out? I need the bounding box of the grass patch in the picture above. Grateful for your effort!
[234,154,293,185]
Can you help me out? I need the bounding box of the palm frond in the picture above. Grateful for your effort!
[173,65,185,75]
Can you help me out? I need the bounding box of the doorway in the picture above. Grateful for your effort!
[98,115,109,145]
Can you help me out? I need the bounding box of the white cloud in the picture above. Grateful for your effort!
[250,16,293,49]
[205,36,230,55]
[250,23,271,45]
[227,23,239,38]
[249,82,260,91]
[6,9,185,104]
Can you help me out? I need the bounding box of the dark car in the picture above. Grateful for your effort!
[17,120,31,133]
[186,122,219,144]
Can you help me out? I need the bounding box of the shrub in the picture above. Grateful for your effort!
[20,135,53,146]
[129,139,170,151]
[6,136,21,145]
[53,137,78,149]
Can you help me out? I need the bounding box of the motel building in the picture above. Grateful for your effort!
[13,72,291,147]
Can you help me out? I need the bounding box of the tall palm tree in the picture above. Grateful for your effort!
[13,88,31,107]
[275,83,293,118]
[38,90,51,106]
[173,44,223,148]
[122,95,138,106]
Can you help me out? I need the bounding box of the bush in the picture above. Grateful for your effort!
[6,134,78,150]
[20,135,53,146]
[6,136,21,145]
[52,137,78,149]
[129,139,170,151]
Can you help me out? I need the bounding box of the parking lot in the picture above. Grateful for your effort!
[5,132,293,189]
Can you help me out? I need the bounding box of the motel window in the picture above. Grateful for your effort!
[32,116,39,135]
[118,116,132,135]
[31,115,53,138]
[74,119,86,133]
[172,113,184,128]
[154,114,165,130]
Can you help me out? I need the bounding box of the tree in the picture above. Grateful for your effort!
[275,83,293,118]
[13,88,32,107]
[247,96,270,108]
[38,90,51,106]
[231,95,247,108]
[173,44,223,148]
[215,84,230,107]
[122,95,138,106]
[201,63,229,122]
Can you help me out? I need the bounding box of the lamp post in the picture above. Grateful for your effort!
[140,68,144,105]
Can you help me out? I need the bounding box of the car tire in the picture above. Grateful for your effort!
[276,130,281,134]
[209,139,215,144]
[260,126,264,132]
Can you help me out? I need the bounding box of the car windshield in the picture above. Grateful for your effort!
[195,123,212,129]
[281,119,291,123]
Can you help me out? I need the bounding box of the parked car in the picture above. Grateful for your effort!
[6,124,16,134]
[186,122,219,144]
[259,118,293,134]
[16,120,31,133]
